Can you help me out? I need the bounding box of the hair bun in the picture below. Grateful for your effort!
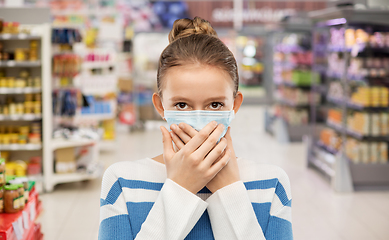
[168,17,217,43]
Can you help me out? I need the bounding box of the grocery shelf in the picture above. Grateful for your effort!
[308,155,335,177]
[99,139,116,151]
[0,143,42,151]
[274,81,312,89]
[51,138,97,150]
[326,120,389,141]
[327,97,389,111]
[82,61,115,69]
[51,172,100,185]
[0,114,42,121]
[316,140,338,155]
[0,33,41,40]
[0,87,42,94]
[0,61,41,67]
[276,98,310,108]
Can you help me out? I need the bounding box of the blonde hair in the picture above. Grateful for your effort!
[157,17,239,97]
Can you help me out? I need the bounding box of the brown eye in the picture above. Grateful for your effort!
[209,102,223,110]
[175,102,188,110]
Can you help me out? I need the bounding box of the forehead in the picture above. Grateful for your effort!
[163,64,234,98]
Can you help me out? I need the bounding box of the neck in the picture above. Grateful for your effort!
[152,154,165,164]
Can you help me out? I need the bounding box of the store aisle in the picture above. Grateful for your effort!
[36,106,389,240]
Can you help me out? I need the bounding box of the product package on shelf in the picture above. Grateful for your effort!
[345,138,388,164]
[0,177,43,240]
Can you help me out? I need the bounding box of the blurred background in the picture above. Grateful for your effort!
[0,0,389,239]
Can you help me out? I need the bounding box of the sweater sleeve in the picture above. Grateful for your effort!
[135,178,208,239]
[206,181,266,240]
[99,164,208,240]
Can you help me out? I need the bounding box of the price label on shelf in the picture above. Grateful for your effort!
[2,34,11,39]
[12,221,23,240]
[18,34,27,39]
[7,61,16,67]
[23,210,30,230]
[30,201,36,221]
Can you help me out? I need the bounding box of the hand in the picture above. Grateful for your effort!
[160,121,231,194]
[171,123,240,193]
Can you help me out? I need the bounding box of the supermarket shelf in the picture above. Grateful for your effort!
[0,114,42,121]
[346,102,389,111]
[0,143,42,151]
[54,113,116,125]
[51,172,99,185]
[0,87,42,94]
[327,97,345,106]
[274,81,312,89]
[349,161,389,186]
[308,155,335,177]
[276,98,310,108]
[51,138,97,150]
[99,140,116,151]
[82,61,115,69]
[316,140,338,155]
[327,121,389,141]
[327,97,389,111]
[0,61,41,67]
[51,161,104,186]
[0,33,41,40]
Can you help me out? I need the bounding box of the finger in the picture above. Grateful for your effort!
[184,121,219,152]
[208,149,231,177]
[193,124,225,159]
[171,124,192,144]
[160,126,175,160]
[170,131,185,150]
[225,127,232,144]
[178,122,198,138]
[203,138,228,167]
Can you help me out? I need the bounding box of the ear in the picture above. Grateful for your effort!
[152,93,165,119]
[233,91,243,114]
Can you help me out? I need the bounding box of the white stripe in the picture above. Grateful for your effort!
[100,159,166,200]
[271,206,292,222]
[269,195,284,216]
[122,188,160,203]
[247,188,275,204]
[238,158,292,201]
[100,199,128,223]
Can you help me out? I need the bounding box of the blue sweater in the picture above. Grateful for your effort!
[99,158,293,239]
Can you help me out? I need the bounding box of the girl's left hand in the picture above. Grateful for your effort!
[170,123,240,193]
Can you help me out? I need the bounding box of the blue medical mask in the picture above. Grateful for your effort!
[164,110,235,142]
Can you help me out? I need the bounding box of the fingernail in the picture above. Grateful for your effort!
[171,124,176,130]
[213,121,217,127]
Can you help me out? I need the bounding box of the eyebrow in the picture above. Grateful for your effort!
[169,96,228,102]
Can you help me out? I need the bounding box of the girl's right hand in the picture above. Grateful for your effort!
[160,121,231,194]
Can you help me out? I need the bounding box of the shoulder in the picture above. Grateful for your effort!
[237,158,291,199]
[238,158,290,183]
[101,158,166,198]
[103,158,166,181]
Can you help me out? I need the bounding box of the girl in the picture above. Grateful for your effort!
[99,17,292,240]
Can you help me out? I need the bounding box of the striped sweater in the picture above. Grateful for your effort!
[99,158,293,240]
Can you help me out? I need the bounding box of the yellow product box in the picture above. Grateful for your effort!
[379,142,388,163]
[371,87,381,107]
[381,87,389,107]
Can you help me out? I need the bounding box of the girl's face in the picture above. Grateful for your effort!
[153,64,243,117]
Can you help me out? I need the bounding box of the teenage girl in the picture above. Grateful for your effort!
[99,17,293,240]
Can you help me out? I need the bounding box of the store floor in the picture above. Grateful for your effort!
[36,105,389,240]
